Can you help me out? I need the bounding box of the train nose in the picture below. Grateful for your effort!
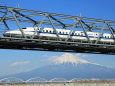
[3,31,10,37]
[3,30,22,37]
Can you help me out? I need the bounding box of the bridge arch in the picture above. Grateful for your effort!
[49,78,68,82]
[0,77,23,83]
[26,77,47,83]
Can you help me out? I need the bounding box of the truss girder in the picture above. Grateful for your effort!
[0,6,115,45]
[4,15,114,25]
[0,6,115,23]
[0,17,114,31]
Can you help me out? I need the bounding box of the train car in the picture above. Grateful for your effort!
[3,27,114,43]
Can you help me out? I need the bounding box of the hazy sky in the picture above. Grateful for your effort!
[0,0,115,76]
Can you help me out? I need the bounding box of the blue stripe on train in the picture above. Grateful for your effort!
[31,31,113,40]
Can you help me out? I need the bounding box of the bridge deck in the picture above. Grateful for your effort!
[0,37,115,55]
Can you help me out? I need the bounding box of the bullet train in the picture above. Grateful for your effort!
[3,27,115,43]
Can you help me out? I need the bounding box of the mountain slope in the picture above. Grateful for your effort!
[0,53,115,80]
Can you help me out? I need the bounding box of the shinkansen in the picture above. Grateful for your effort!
[3,27,115,43]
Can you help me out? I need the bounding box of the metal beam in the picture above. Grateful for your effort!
[6,13,44,19]
[13,9,37,24]
[0,6,115,23]
[95,22,106,44]
[107,23,115,43]
[13,9,47,38]
[65,18,79,41]
[32,15,46,38]
[4,15,110,25]
[49,15,66,28]
[3,20,10,30]
[13,9,47,39]
[0,10,8,25]
[81,20,92,31]
[47,15,61,41]
[8,8,26,38]
[80,20,92,43]
[0,16,114,31]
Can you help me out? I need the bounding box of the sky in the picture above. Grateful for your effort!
[0,0,115,76]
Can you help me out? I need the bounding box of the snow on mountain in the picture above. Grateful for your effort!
[53,53,89,64]
[50,53,101,66]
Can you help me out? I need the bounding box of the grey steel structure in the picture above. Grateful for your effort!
[0,6,115,54]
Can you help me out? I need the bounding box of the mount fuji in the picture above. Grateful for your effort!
[0,53,115,80]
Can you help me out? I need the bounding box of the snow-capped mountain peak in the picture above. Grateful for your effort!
[52,53,90,64]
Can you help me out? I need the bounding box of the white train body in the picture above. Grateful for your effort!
[3,27,115,43]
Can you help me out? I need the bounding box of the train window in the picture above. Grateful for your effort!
[22,28,26,29]
[53,31,55,33]
[110,36,112,38]
[59,32,61,34]
[107,36,110,38]
[46,30,48,32]
[43,30,45,32]
[81,33,83,36]
[49,30,52,33]
[71,33,74,36]
[66,32,68,34]
[78,33,80,35]
[74,33,76,35]
[62,32,64,34]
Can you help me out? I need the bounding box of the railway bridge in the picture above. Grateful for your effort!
[0,6,115,55]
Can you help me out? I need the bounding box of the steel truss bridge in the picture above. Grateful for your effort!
[0,6,115,54]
